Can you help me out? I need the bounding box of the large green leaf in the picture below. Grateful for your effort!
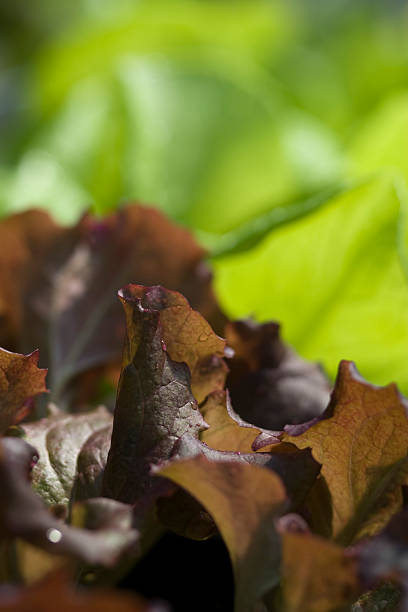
[31,0,292,114]
[349,90,408,188]
[1,0,407,234]
[0,0,347,232]
[3,60,343,233]
[213,176,408,391]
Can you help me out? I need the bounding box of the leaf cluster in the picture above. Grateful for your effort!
[0,206,407,611]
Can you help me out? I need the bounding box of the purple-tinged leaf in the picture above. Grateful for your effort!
[0,569,170,611]
[21,406,112,506]
[225,320,330,431]
[0,348,47,433]
[172,434,319,512]
[102,286,208,504]
[0,437,138,567]
[281,360,408,544]
[157,455,287,612]
[0,207,225,404]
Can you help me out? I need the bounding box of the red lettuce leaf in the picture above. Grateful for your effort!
[156,455,287,612]
[20,406,113,507]
[225,320,330,431]
[0,206,224,404]
[0,570,169,611]
[277,531,359,612]
[0,437,138,567]
[102,285,208,504]
[0,348,47,433]
[172,433,319,512]
[280,360,408,544]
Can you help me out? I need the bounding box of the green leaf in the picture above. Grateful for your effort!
[213,176,408,392]
[202,183,345,258]
[32,0,291,115]
[349,90,408,188]
[3,2,347,233]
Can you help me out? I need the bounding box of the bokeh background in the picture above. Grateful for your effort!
[1,0,408,389]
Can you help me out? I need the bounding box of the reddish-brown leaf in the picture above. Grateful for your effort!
[281,360,408,544]
[0,437,138,567]
[21,406,113,507]
[0,349,47,433]
[279,532,359,612]
[225,320,330,431]
[0,570,168,611]
[157,456,287,612]
[0,210,62,351]
[102,286,208,504]
[172,433,320,512]
[118,284,227,403]
[0,206,224,404]
[200,390,263,453]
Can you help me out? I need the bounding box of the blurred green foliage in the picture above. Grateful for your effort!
[1,0,408,388]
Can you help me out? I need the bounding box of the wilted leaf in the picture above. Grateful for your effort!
[0,570,168,611]
[102,286,207,504]
[0,437,138,567]
[0,206,224,403]
[157,455,287,612]
[0,348,47,433]
[281,360,408,544]
[279,532,359,612]
[225,320,330,430]
[21,406,113,506]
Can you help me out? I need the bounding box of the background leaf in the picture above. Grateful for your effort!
[213,177,408,391]
[0,206,222,405]
[0,348,46,433]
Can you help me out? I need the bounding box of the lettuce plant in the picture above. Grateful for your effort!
[0,205,406,611]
